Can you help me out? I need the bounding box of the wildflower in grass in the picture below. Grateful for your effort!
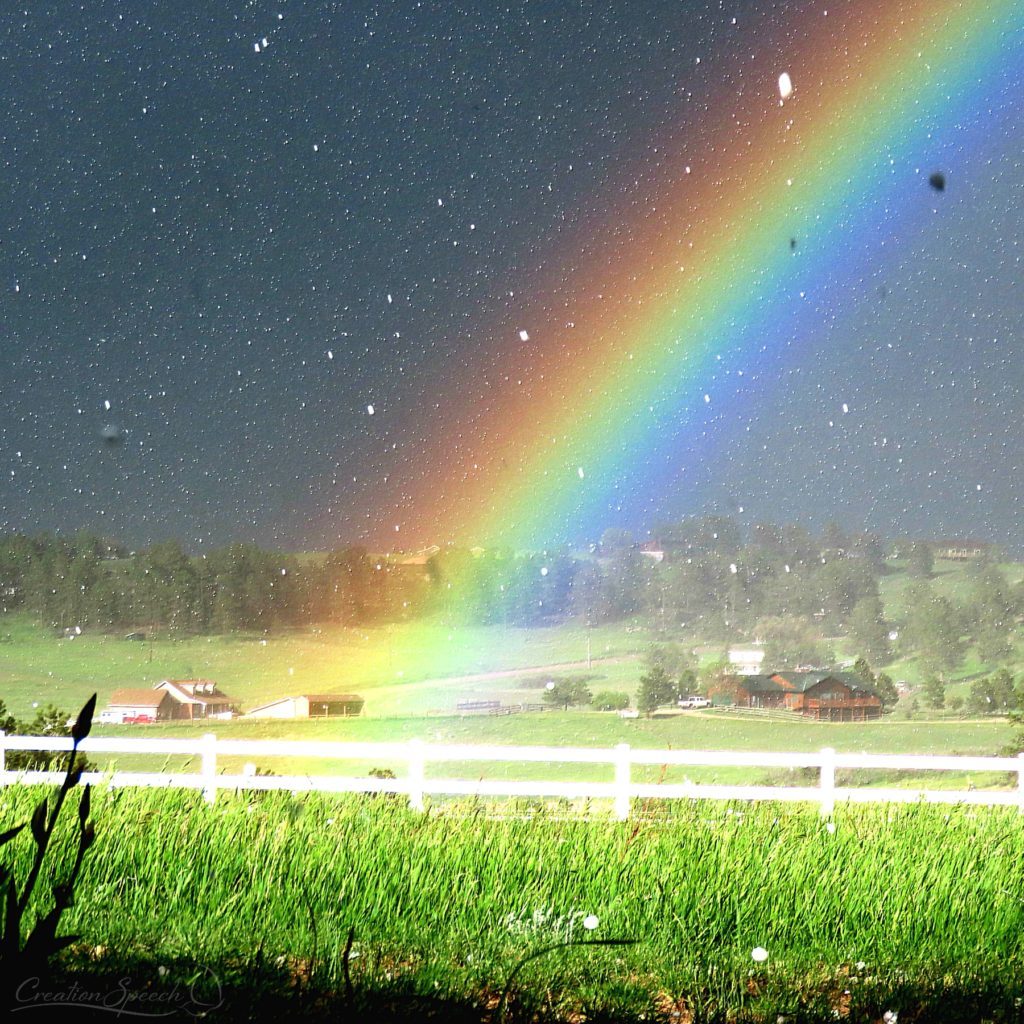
[506,907,598,938]
[826,821,836,834]
[752,946,769,963]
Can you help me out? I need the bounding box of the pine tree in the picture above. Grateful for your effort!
[923,675,945,710]
[637,666,673,716]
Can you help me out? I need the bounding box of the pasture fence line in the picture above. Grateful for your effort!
[1,731,1024,819]
[705,705,807,722]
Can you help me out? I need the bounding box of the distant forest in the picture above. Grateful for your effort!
[0,521,1020,676]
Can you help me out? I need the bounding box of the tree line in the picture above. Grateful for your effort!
[1,523,1020,681]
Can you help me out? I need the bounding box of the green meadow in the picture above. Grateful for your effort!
[4,788,1024,1023]
[7,711,1009,794]
[3,558,1024,1022]
[4,554,1024,723]
[0,614,646,720]
[1,600,1018,788]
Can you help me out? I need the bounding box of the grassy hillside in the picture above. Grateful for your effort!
[0,614,648,719]
[2,555,1022,730]
[875,557,1024,687]
[878,556,1024,614]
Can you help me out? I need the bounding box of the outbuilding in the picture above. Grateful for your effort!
[246,693,365,719]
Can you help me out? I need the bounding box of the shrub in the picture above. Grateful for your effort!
[593,691,630,712]
[541,678,594,710]
[0,700,94,772]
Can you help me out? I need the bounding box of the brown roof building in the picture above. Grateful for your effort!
[154,679,239,720]
[246,693,365,719]
[102,689,175,723]
[713,671,882,722]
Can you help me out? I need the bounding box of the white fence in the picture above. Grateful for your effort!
[2,732,1024,819]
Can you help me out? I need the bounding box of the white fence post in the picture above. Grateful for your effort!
[1018,753,1024,813]
[614,743,631,821]
[820,747,836,817]
[201,733,218,804]
[408,739,425,812]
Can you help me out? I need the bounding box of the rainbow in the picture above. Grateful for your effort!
[346,0,1024,552]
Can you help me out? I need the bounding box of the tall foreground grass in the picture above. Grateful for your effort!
[3,788,1024,1021]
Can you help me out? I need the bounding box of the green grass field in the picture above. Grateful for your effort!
[0,614,648,720]
[4,557,1023,722]
[4,564,1024,1022]
[3,591,1020,789]
[26,711,1010,791]
[4,787,1024,1022]
[121,706,1008,750]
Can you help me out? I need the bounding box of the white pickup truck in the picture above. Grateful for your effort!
[677,696,711,710]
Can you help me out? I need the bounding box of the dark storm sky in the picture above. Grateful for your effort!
[1,1,1021,553]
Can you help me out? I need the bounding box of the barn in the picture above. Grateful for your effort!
[246,693,365,719]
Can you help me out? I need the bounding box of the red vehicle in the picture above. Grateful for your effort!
[122,713,156,724]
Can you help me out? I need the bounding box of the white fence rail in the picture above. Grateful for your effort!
[2,731,1023,819]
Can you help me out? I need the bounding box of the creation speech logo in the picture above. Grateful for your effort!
[12,966,223,1018]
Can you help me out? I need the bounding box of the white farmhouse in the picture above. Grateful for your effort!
[728,645,766,675]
